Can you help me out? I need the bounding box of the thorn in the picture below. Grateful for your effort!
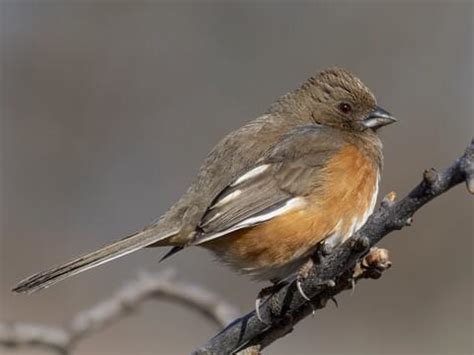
[329,297,339,308]
[405,217,413,226]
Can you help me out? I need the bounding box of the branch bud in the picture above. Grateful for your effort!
[381,191,397,208]
[364,247,391,271]
[423,168,439,187]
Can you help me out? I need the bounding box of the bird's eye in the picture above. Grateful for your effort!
[338,102,352,114]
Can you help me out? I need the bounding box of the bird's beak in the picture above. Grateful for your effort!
[362,106,397,129]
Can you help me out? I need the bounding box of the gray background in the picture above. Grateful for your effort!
[1,1,473,354]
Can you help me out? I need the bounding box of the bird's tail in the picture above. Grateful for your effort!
[12,227,177,294]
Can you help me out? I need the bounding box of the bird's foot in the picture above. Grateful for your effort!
[255,281,288,323]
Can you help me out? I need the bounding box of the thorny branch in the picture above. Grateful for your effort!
[0,270,239,355]
[194,139,474,354]
[1,140,472,355]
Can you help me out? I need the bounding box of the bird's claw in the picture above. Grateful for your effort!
[296,275,311,301]
[329,296,338,308]
[255,296,265,323]
[255,281,287,323]
[294,257,315,301]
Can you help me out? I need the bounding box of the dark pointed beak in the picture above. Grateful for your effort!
[362,106,397,129]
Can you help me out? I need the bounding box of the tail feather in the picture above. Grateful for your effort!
[12,227,177,294]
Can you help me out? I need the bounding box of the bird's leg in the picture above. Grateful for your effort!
[295,241,333,301]
[295,256,342,315]
[255,280,287,323]
[255,241,338,322]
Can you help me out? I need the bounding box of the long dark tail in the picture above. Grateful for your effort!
[12,227,177,294]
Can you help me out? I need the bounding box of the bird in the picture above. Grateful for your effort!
[12,68,396,314]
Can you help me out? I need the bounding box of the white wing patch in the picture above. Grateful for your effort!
[194,197,306,245]
[211,190,242,209]
[231,164,270,186]
[234,197,305,227]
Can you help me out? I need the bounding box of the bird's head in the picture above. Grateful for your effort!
[271,67,396,132]
[307,68,396,132]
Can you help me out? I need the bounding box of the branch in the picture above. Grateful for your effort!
[2,141,472,355]
[0,270,239,354]
[195,139,474,354]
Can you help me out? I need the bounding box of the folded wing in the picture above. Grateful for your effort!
[194,125,345,245]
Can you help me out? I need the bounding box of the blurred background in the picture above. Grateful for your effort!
[1,1,473,354]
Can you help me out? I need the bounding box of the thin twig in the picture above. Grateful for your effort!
[195,139,474,354]
[0,270,239,354]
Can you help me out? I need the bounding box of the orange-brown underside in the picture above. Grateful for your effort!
[204,144,378,271]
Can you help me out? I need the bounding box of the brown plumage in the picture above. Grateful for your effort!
[204,144,379,281]
[13,67,396,294]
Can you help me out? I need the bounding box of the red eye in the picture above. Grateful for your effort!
[338,102,352,114]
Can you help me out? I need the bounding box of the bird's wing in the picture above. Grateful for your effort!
[193,125,345,245]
